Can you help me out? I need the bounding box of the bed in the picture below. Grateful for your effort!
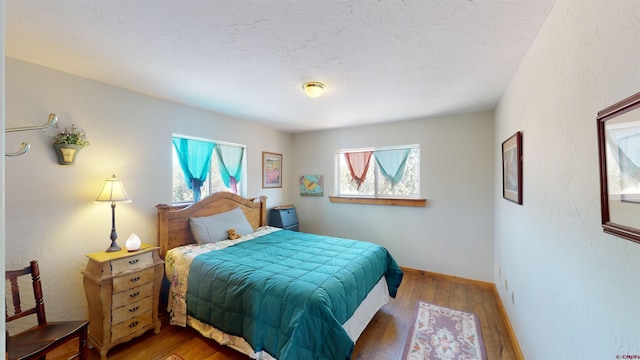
[156,192,403,360]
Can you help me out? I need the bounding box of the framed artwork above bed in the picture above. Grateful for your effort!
[262,152,282,188]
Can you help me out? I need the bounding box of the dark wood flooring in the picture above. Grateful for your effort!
[49,268,521,360]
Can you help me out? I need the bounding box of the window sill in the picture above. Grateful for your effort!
[328,196,426,207]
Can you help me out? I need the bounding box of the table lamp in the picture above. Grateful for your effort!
[95,174,132,252]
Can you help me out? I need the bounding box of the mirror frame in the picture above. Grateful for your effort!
[597,91,640,244]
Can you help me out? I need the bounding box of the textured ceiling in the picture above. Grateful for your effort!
[5,0,556,133]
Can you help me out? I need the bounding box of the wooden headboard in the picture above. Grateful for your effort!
[156,192,267,258]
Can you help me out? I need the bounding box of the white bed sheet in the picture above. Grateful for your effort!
[164,226,390,359]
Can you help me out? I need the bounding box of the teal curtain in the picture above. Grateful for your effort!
[215,144,244,194]
[374,148,411,187]
[172,137,215,201]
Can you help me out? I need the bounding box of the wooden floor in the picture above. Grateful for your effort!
[50,268,520,360]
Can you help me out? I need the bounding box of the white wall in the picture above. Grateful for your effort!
[4,58,294,321]
[495,0,640,358]
[292,112,495,282]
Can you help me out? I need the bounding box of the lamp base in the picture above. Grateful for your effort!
[105,240,121,253]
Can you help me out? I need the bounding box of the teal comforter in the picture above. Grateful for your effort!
[186,229,403,360]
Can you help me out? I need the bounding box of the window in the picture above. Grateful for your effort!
[336,145,420,199]
[172,135,246,203]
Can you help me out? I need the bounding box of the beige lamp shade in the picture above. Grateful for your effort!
[95,175,132,203]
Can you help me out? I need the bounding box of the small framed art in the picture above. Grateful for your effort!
[299,175,324,197]
[262,152,282,188]
[502,131,523,204]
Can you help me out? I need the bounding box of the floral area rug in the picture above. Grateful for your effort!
[402,301,487,360]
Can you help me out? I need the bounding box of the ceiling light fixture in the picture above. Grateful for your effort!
[302,82,325,98]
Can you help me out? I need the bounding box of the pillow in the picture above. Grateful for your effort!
[189,206,254,244]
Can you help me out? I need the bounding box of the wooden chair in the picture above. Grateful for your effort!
[5,260,88,360]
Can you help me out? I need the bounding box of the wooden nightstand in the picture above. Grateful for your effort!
[82,243,164,359]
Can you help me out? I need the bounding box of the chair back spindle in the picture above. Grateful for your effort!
[8,275,23,317]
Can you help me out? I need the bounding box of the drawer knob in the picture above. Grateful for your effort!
[129,306,139,313]
[129,291,140,298]
[128,259,139,265]
[130,276,141,283]
[128,321,139,328]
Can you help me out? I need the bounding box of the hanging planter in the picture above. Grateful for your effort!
[49,123,90,165]
[53,143,83,165]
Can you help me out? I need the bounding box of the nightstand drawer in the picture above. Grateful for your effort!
[111,251,153,274]
[112,297,153,325]
[112,282,154,308]
[279,208,298,227]
[111,311,152,342]
[112,268,155,293]
[269,207,299,231]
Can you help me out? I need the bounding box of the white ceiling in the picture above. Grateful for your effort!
[5,0,556,133]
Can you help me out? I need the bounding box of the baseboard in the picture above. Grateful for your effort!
[490,283,525,360]
[400,267,524,359]
[400,267,495,289]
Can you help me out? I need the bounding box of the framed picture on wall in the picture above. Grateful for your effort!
[597,90,640,244]
[262,152,282,188]
[502,131,523,204]
[299,175,324,197]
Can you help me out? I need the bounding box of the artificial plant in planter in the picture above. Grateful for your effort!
[50,123,90,165]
